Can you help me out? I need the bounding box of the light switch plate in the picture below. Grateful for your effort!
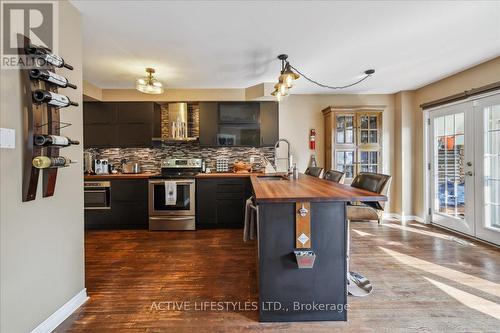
[0,128,15,149]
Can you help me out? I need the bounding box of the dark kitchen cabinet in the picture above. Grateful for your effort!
[195,178,217,226]
[196,177,251,228]
[85,179,148,229]
[199,102,218,146]
[83,102,160,148]
[116,123,152,146]
[198,101,278,147]
[83,124,117,148]
[260,102,279,146]
[116,102,155,123]
[83,102,117,124]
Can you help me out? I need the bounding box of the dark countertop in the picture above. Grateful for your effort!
[84,173,159,180]
[250,173,387,203]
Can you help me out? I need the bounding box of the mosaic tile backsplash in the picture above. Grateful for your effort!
[85,142,275,173]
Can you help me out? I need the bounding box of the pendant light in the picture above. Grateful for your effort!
[136,67,164,94]
[271,54,375,101]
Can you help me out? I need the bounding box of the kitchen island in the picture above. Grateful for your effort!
[250,174,386,322]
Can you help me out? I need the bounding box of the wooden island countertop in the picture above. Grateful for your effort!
[250,173,387,203]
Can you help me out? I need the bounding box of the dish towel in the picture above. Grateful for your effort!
[243,197,257,241]
[164,181,177,206]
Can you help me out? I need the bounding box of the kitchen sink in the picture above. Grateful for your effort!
[257,175,287,181]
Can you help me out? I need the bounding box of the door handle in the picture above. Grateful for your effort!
[149,216,193,221]
[466,171,473,176]
[466,161,472,167]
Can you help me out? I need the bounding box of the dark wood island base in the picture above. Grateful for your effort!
[250,174,386,322]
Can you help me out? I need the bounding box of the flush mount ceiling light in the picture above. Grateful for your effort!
[136,67,164,94]
[271,54,375,101]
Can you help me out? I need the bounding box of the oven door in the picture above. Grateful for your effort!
[149,179,195,216]
[84,182,111,210]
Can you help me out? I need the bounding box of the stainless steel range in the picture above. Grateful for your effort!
[148,158,202,230]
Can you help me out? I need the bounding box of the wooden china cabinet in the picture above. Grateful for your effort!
[322,106,385,182]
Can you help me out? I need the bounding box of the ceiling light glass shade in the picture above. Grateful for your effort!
[279,65,299,88]
[274,82,288,95]
[271,87,288,101]
[136,68,164,94]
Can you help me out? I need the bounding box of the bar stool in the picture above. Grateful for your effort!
[323,170,345,184]
[304,167,324,178]
[346,172,391,297]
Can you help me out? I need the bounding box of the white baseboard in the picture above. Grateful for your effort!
[31,288,88,333]
[383,213,426,223]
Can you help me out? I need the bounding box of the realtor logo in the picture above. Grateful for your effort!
[1,1,58,68]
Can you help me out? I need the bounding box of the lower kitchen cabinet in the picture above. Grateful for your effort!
[196,177,252,228]
[85,179,148,229]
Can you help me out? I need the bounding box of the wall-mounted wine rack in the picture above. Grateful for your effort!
[19,34,79,202]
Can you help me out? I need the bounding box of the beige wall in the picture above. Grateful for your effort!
[0,2,85,332]
[278,94,397,212]
[393,91,416,216]
[411,56,500,218]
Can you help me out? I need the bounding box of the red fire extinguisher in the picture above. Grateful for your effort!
[309,129,316,150]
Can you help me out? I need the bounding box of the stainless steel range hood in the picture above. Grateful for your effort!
[168,102,188,140]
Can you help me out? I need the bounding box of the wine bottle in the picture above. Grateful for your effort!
[34,134,79,147]
[33,89,78,107]
[26,45,73,70]
[29,69,77,89]
[32,156,76,169]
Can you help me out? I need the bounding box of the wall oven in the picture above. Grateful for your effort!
[148,179,196,230]
[84,181,111,210]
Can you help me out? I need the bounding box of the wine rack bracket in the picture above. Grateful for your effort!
[20,34,75,202]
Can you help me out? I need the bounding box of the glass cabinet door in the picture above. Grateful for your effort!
[358,150,379,173]
[335,150,355,179]
[358,114,380,145]
[335,114,355,144]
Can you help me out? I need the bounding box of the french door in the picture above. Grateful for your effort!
[428,93,500,245]
[474,94,500,244]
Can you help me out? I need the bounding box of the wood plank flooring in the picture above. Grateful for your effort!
[56,220,500,332]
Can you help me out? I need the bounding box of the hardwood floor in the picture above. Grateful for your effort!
[56,220,500,332]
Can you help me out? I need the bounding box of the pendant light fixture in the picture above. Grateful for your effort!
[136,67,164,94]
[271,54,375,101]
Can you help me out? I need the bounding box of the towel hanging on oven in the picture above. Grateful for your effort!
[164,181,177,206]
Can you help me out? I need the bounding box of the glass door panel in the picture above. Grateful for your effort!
[335,114,355,144]
[359,150,379,173]
[358,113,380,145]
[474,94,500,245]
[430,102,474,235]
[335,150,355,179]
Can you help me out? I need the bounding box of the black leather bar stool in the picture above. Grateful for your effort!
[323,170,345,184]
[346,172,391,297]
[304,167,324,178]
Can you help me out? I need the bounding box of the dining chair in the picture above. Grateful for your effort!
[323,169,345,184]
[304,167,324,178]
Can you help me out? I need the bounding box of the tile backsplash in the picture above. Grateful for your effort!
[85,141,274,172]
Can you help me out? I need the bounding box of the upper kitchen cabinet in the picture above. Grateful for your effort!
[260,102,279,146]
[198,101,278,147]
[83,102,159,148]
[199,102,219,146]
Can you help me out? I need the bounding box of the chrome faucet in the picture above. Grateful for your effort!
[273,138,292,173]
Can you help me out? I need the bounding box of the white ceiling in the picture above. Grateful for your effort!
[72,0,500,94]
